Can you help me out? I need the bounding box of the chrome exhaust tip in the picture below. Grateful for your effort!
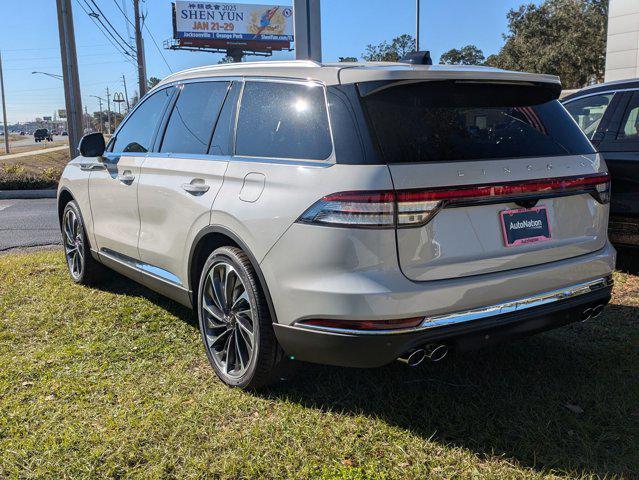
[397,348,426,367]
[424,344,448,362]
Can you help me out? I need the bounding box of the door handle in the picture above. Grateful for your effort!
[181,181,210,194]
[117,172,135,184]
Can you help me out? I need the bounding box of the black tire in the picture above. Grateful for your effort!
[61,200,105,285]
[198,246,284,389]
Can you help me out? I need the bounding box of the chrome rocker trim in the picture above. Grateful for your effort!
[296,276,613,336]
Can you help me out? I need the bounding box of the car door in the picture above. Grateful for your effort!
[595,91,639,243]
[89,87,174,261]
[136,80,235,291]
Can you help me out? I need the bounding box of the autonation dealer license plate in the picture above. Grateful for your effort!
[500,206,551,247]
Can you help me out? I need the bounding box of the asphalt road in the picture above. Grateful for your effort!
[0,198,61,251]
[8,135,68,148]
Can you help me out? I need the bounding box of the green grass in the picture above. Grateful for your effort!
[0,251,637,479]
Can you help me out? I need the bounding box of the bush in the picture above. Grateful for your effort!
[0,163,61,190]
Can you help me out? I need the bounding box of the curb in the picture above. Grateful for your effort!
[0,189,57,200]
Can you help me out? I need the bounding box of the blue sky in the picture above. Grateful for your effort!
[1,0,535,122]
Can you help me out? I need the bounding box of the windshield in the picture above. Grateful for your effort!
[360,81,595,163]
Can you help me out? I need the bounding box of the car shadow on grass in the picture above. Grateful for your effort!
[260,304,639,478]
[93,273,638,477]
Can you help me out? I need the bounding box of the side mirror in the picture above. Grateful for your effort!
[78,132,105,157]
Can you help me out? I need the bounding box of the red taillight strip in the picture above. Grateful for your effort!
[299,317,424,331]
[396,173,610,203]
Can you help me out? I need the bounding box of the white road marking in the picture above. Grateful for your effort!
[0,201,15,212]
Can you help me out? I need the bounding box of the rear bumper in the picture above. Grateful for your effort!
[273,277,612,368]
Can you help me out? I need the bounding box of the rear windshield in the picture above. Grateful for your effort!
[360,81,595,163]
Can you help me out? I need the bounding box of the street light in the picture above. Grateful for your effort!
[32,71,63,80]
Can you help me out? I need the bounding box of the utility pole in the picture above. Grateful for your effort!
[90,95,104,133]
[0,51,10,154]
[293,0,321,62]
[133,0,147,98]
[121,74,130,112]
[56,0,83,158]
[105,86,111,134]
[415,0,420,51]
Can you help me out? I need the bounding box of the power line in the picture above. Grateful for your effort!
[81,0,135,56]
[112,0,135,30]
[143,22,173,73]
[74,0,136,67]
[88,0,135,54]
[1,43,111,52]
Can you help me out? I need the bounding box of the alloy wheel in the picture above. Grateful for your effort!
[201,260,256,379]
[63,209,84,280]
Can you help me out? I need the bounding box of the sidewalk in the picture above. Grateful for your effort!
[0,189,57,199]
[0,145,68,161]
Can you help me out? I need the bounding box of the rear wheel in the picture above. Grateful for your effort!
[61,201,104,285]
[198,246,283,389]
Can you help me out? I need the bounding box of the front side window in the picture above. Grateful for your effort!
[160,81,230,154]
[564,93,614,139]
[617,93,639,141]
[112,87,172,153]
[235,81,332,160]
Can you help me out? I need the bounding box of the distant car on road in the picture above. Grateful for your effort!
[34,128,53,142]
[61,131,68,136]
[563,79,639,247]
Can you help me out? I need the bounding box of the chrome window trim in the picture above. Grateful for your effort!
[295,277,612,336]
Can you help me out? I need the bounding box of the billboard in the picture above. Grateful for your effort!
[174,2,293,46]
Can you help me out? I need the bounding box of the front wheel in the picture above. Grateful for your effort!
[198,246,283,389]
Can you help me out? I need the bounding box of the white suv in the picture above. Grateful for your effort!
[58,60,615,388]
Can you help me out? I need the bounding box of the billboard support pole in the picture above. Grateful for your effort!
[293,0,321,62]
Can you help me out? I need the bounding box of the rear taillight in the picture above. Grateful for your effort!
[298,173,611,228]
[297,191,395,228]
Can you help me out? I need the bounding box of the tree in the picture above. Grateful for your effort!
[338,56,358,62]
[147,77,161,89]
[485,0,608,88]
[362,34,415,62]
[439,45,485,65]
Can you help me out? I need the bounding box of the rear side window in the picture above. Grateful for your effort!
[564,93,614,139]
[160,81,229,154]
[112,87,172,153]
[361,81,595,163]
[617,93,639,141]
[236,81,332,160]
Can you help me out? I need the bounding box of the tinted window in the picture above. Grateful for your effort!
[236,82,332,160]
[361,81,595,163]
[209,81,240,156]
[112,88,172,153]
[617,93,639,141]
[160,82,229,154]
[564,93,614,139]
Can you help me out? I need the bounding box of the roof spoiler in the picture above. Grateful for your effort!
[399,51,433,65]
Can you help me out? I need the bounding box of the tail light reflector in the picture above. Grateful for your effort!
[298,173,610,228]
[299,317,423,331]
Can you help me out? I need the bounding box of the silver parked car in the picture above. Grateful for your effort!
[58,60,615,388]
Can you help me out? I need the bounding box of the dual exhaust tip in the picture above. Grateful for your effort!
[399,304,607,366]
[581,304,606,322]
[397,343,448,367]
